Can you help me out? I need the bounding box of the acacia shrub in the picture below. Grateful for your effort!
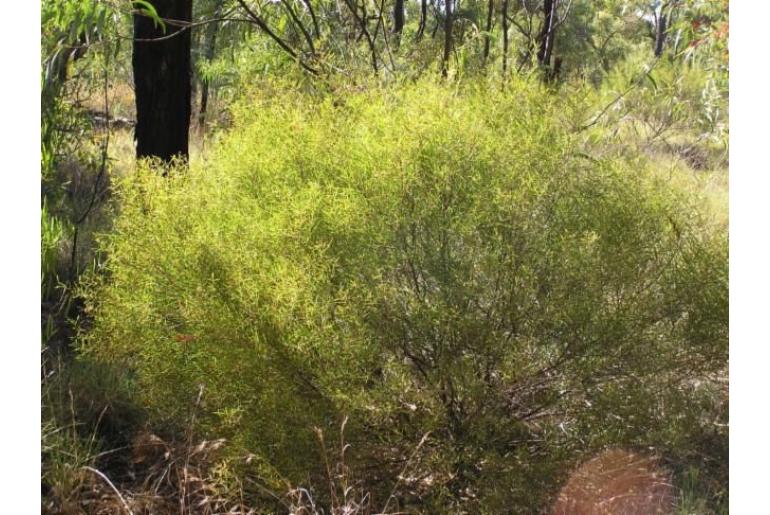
[81,77,727,512]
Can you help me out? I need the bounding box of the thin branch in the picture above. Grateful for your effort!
[280,0,316,55]
[301,0,321,38]
[236,0,319,74]
[117,16,253,43]
[342,0,380,72]
[577,59,660,131]
[82,467,134,515]
[377,433,431,515]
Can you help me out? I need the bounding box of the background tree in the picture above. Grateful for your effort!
[393,0,405,39]
[197,0,226,130]
[133,0,193,162]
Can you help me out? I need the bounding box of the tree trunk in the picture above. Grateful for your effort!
[483,0,494,64]
[502,0,509,74]
[199,0,225,131]
[537,0,557,68]
[417,0,427,40]
[442,0,453,78]
[654,11,668,57]
[393,0,405,38]
[133,0,192,163]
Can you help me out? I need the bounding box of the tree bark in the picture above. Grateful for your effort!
[483,0,494,64]
[654,10,668,57]
[502,0,509,74]
[537,0,557,68]
[393,0,405,37]
[133,0,192,163]
[417,0,428,40]
[442,0,454,78]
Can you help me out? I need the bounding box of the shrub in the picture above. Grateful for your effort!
[80,77,727,512]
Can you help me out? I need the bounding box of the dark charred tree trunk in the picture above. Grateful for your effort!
[654,10,668,57]
[199,0,225,131]
[537,0,557,68]
[133,0,192,163]
[483,0,494,64]
[442,0,454,78]
[502,0,509,74]
[393,0,405,38]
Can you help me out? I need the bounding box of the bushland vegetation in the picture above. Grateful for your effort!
[41,1,728,513]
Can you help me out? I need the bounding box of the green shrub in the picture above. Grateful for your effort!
[590,50,728,155]
[80,77,727,512]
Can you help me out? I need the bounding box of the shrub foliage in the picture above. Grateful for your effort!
[81,78,727,512]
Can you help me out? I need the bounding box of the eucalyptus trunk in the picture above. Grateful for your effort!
[654,10,668,57]
[483,0,494,64]
[394,0,405,38]
[537,0,557,68]
[133,0,192,163]
[442,0,454,78]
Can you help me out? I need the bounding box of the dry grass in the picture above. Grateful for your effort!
[43,423,258,514]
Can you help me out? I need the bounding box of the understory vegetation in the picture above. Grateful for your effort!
[41,1,728,513]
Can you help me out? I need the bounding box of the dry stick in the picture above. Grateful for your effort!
[377,432,431,515]
[181,383,205,514]
[339,416,351,508]
[314,426,340,509]
[82,466,134,515]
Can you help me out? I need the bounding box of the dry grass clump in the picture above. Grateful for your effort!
[126,430,241,514]
[551,449,675,515]
[43,428,258,515]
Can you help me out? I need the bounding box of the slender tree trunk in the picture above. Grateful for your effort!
[442,0,453,78]
[133,0,192,163]
[393,0,405,38]
[654,10,668,57]
[417,0,428,40]
[199,0,225,131]
[303,0,321,38]
[537,0,557,68]
[502,0,509,74]
[483,0,494,64]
